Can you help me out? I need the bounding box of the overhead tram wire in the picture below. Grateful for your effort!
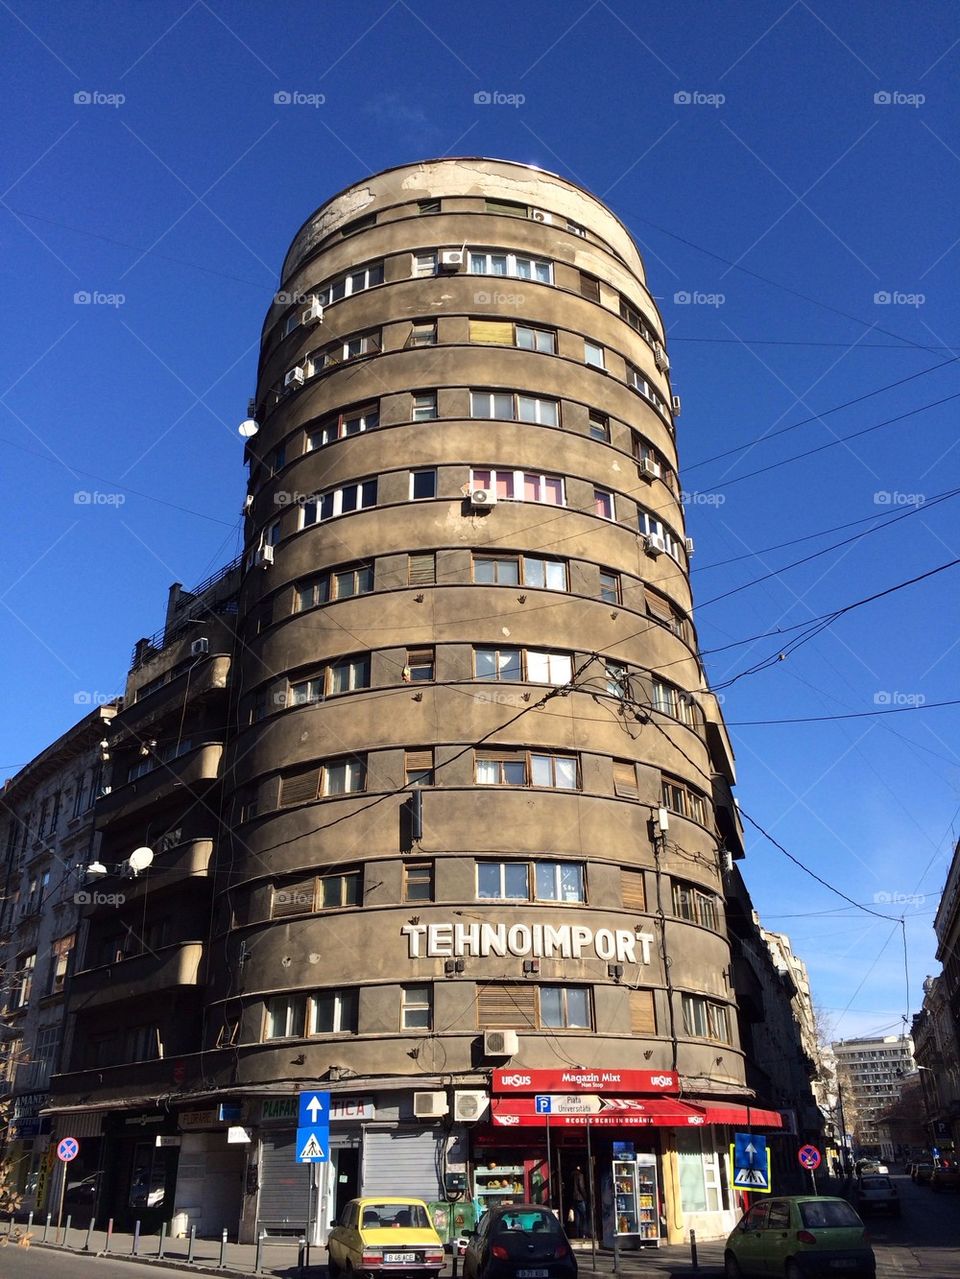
[725,698,960,726]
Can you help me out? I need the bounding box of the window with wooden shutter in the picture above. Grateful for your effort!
[279,768,321,807]
[646,592,673,625]
[613,760,639,800]
[469,320,514,345]
[629,989,656,1035]
[621,870,646,911]
[477,983,537,1029]
[272,877,317,918]
[405,749,434,785]
[580,272,601,303]
[408,553,436,584]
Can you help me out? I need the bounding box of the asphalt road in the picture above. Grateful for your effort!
[863,1170,960,1277]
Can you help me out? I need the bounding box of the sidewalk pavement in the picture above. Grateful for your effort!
[1,1219,724,1277]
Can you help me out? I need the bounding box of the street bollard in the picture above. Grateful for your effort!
[158,1221,166,1258]
[62,1213,72,1246]
[27,1211,34,1236]
[690,1227,699,1271]
[218,1226,228,1268]
[105,1217,114,1253]
[187,1223,197,1264]
[43,1212,51,1243]
[254,1227,266,1274]
[83,1218,96,1251]
[298,1235,307,1277]
[8,1213,14,1240]
[133,1219,141,1255]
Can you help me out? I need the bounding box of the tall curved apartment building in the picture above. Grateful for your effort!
[49,159,783,1248]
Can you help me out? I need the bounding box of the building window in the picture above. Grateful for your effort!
[469,391,559,426]
[588,410,610,442]
[405,748,434,786]
[296,562,374,611]
[278,757,366,806]
[271,870,361,918]
[308,403,379,449]
[619,295,652,341]
[473,554,566,590]
[598,570,621,604]
[584,341,605,369]
[475,753,527,786]
[676,1130,723,1213]
[681,994,731,1043]
[579,272,601,302]
[530,753,578,789]
[72,773,87,818]
[516,325,556,354]
[13,952,36,1008]
[638,510,683,561]
[567,218,586,237]
[524,649,573,684]
[652,679,696,725]
[412,391,438,421]
[613,760,639,800]
[413,251,437,277]
[265,994,308,1039]
[594,489,614,520]
[48,933,75,996]
[475,751,578,790]
[404,647,435,681]
[468,251,552,283]
[300,480,378,528]
[540,985,592,1029]
[476,860,584,903]
[418,198,441,214]
[410,469,437,500]
[409,320,437,347]
[662,776,708,826]
[484,198,527,216]
[401,984,432,1030]
[673,881,719,931]
[629,989,657,1035]
[403,862,434,902]
[475,647,572,684]
[621,870,646,910]
[310,990,359,1034]
[329,655,371,695]
[408,553,436,585]
[340,213,377,237]
[29,1024,60,1088]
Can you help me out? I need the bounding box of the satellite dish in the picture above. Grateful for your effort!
[85,860,108,881]
[126,846,155,874]
[238,418,259,438]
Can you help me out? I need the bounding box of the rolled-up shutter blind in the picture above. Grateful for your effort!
[271,877,317,918]
[613,761,639,800]
[279,769,321,806]
[621,870,646,911]
[362,1129,442,1200]
[629,989,656,1035]
[408,553,436,584]
[470,320,514,345]
[477,983,537,1029]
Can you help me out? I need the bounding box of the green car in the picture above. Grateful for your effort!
[723,1196,875,1278]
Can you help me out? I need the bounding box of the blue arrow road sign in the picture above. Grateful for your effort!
[731,1133,770,1191]
[299,1091,330,1128]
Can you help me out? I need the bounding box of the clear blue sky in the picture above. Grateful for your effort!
[3,1,959,1044]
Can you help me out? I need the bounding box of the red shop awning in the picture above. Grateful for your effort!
[694,1103,784,1128]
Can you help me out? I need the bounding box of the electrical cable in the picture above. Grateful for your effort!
[726,697,960,726]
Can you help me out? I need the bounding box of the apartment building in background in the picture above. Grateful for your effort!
[36,158,820,1244]
[831,1034,916,1152]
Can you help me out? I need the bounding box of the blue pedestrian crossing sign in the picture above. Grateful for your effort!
[731,1133,771,1193]
[296,1091,330,1163]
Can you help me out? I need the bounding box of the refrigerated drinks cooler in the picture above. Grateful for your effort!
[613,1155,660,1246]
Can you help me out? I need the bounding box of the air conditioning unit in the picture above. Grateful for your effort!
[470,489,497,510]
[483,1029,519,1058]
[453,1090,490,1123]
[638,458,658,480]
[301,297,324,325]
[413,1091,449,1118]
[284,366,305,388]
[644,533,666,558]
[254,545,275,568]
[684,537,695,555]
[671,394,682,416]
[243,494,254,513]
[653,342,670,372]
[530,209,553,224]
[190,638,209,657]
[439,250,465,272]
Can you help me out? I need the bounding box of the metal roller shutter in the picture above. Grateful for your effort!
[258,1130,310,1233]
[362,1129,442,1200]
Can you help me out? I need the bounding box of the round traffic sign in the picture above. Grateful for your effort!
[798,1144,821,1170]
[57,1137,80,1162]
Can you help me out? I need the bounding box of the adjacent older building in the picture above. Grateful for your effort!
[912,971,960,1160]
[0,703,116,1214]
[46,158,804,1244]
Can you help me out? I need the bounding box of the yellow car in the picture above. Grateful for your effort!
[327,1197,446,1278]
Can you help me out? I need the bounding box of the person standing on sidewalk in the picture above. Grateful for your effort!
[572,1166,589,1238]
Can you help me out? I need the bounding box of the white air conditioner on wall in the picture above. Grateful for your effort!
[684,537,695,555]
[254,545,274,568]
[284,366,305,388]
[644,534,665,558]
[301,298,324,325]
[653,343,670,372]
[453,1090,490,1122]
[190,638,209,657]
[530,209,553,224]
[671,394,682,416]
[413,1091,449,1118]
[638,458,658,480]
[439,250,465,271]
[470,489,497,509]
[483,1030,519,1058]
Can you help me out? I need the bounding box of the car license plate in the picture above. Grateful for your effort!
[385,1254,419,1264]
[518,1270,549,1277]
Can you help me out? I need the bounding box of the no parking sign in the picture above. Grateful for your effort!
[57,1136,79,1162]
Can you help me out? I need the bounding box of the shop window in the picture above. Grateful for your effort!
[676,1130,723,1213]
[128,1142,170,1210]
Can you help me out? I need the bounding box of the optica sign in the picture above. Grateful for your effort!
[493,1069,678,1094]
